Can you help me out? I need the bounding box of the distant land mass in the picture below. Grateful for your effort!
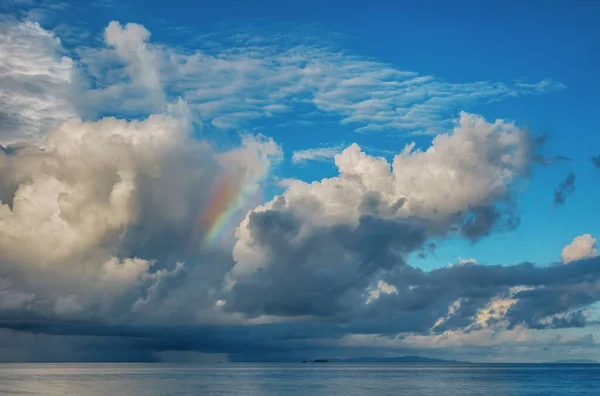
[550,359,598,364]
[320,356,468,364]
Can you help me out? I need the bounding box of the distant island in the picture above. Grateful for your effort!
[550,359,598,364]
[311,356,468,364]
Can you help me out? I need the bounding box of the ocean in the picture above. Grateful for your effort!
[0,363,599,395]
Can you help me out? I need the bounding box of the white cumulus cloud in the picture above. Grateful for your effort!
[561,234,598,263]
[224,112,535,316]
[0,109,280,322]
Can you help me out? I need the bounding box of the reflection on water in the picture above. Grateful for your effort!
[0,363,599,395]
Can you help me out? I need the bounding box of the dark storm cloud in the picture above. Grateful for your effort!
[370,257,600,333]
[226,211,429,317]
[458,205,520,241]
[0,318,351,362]
[3,257,600,362]
[239,200,600,328]
[553,172,576,207]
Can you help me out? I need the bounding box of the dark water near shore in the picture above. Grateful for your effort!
[0,363,599,395]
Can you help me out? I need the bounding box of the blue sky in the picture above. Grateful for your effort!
[1,0,600,362]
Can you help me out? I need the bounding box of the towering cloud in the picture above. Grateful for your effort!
[0,111,281,325]
[225,112,533,316]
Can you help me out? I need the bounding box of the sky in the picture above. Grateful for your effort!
[0,0,599,363]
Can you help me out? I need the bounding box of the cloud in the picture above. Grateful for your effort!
[561,234,598,264]
[0,18,592,363]
[0,19,75,144]
[0,19,280,332]
[366,280,398,304]
[74,22,564,134]
[335,326,598,362]
[292,144,346,164]
[219,112,600,349]
[4,256,600,362]
[0,17,565,142]
[224,112,536,318]
[449,257,477,267]
[0,111,281,326]
[3,103,591,358]
[102,21,164,109]
[0,277,36,310]
[378,256,600,334]
[292,145,398,164]
[54,294,83,315]
[553,172,576,207]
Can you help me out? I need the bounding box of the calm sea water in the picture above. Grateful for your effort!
[0,363,599,395]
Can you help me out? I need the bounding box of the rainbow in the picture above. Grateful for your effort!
[190,172,263,250]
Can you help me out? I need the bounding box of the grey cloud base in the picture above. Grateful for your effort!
[2,257,599,362]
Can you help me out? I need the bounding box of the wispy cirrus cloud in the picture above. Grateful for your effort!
[0,17,565,144]
[292,144,397,164]
[292,144,347,164]
[0,18,75,144]
[76,22,564,135]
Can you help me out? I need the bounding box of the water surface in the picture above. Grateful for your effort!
[0,363,598,395]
